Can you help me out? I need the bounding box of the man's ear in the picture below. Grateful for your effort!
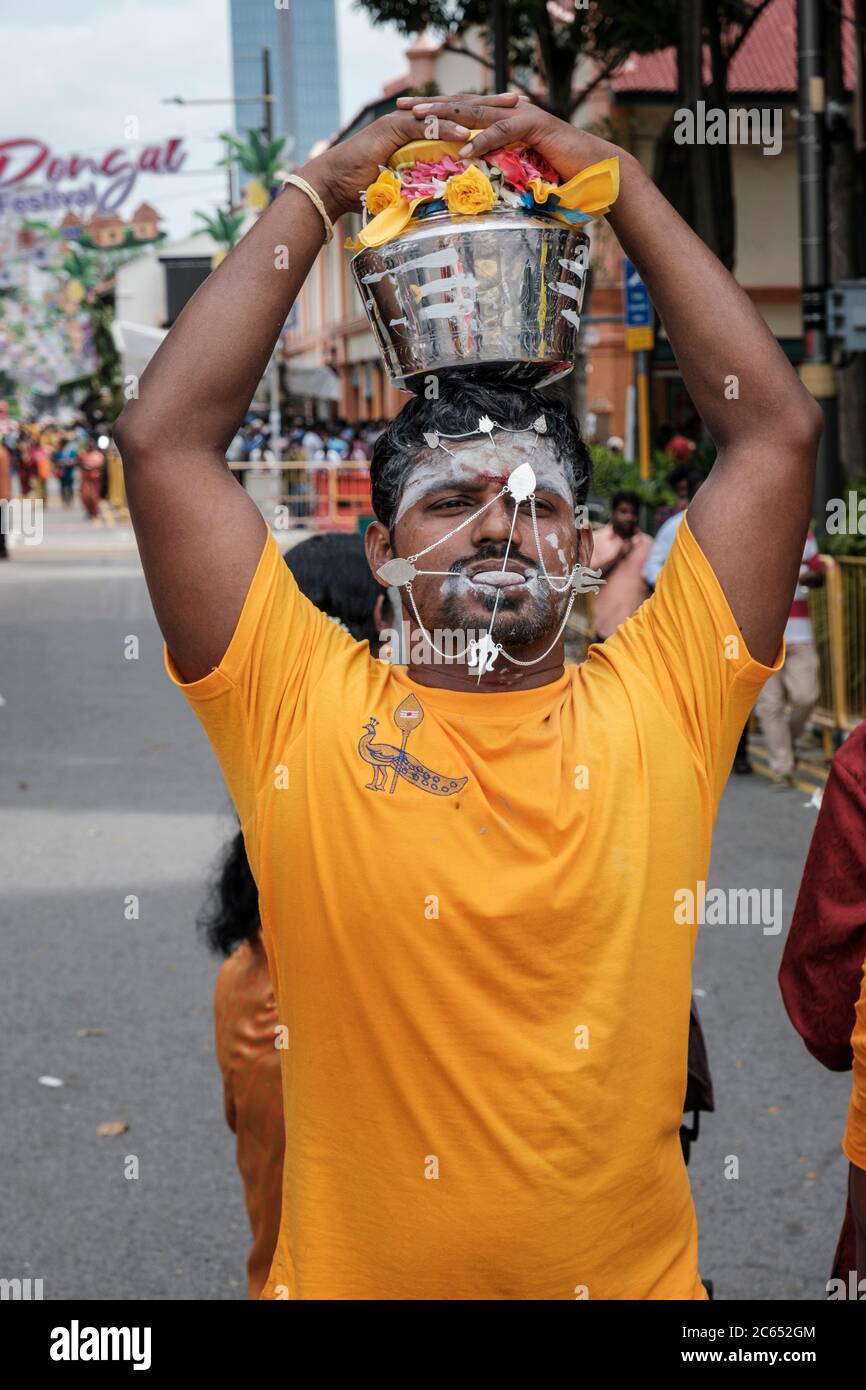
[577,523,594,569]
[364,520,393,585]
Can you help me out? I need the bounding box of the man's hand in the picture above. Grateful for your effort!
[303,109,476,220]
[395,90,620,183]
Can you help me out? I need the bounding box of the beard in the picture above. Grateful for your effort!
[433,545,567,649]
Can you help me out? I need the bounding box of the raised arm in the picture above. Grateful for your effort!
[399,94,823,665]
[603,152,821,665]
[114,110,470,682]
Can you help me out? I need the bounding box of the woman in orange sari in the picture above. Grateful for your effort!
[78,439,105,519]
[33,434,53,504]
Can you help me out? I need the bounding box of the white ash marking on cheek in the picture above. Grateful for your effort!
[439,573,471,601]
[544,530,568,569]
[521,574,547,598]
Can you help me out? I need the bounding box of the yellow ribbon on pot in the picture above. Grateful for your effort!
[526,155,620,218]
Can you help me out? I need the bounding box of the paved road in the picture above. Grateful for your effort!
[0,521,852,1301]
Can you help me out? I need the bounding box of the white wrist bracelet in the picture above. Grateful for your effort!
[282,173,335,245]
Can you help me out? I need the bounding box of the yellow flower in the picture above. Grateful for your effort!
[445,166,496,216]
[365,169,403,216]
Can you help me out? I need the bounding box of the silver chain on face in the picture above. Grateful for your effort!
[407,488,507,564]
[528,497,574,594]
[378,415,602,676]
[495,588,578,665]
[405,582,466,662]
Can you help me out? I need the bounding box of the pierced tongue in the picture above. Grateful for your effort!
[472,569,526,587]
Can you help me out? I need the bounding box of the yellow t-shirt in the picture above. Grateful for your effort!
[165,513,781,1300]
[843,956,866,1171]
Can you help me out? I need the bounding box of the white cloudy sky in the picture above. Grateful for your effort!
[0,0,409,238]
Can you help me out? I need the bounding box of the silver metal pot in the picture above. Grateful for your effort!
[350,206,590,391]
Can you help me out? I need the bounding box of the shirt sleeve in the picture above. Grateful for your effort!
[163,527,358,830]
[603,510,784,810]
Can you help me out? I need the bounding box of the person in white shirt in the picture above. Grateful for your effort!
[301,426,325,462]
[755,533,824,789]
[642,509,685,590]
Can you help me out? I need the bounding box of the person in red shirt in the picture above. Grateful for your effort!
[779,721,866,1286]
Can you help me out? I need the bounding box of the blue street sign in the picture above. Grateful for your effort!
[623,259,653,328]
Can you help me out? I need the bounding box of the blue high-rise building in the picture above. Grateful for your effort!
[230,0,341,167]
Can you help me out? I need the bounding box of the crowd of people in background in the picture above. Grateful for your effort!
[0,410,108,554]
[225,415,388,475]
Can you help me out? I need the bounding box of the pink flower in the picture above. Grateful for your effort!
[409,155,470,180]
[523,146,561,185]
[397,155,474,201]
[487,145,560,191]
[399,176,440,200]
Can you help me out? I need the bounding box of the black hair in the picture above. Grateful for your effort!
[197,829,260,957]
[369,371,592,530]
[283,531,382,647]
[611,489,641,511]
[667,463,694,490]
[199,530,384,956]
[671,467,705,500]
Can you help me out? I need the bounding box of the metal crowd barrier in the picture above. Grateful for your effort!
[813,554,866,736]
[565,549,864,744]
[275,462,372,531]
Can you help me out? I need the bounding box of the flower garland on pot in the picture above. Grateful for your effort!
[344,134,619,251]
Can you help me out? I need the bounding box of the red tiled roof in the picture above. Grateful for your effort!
[611,0,856,96]
[382,72,411,97]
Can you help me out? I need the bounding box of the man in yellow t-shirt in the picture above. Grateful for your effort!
[114,95,821,1299]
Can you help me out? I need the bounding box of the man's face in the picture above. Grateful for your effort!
[366,435,592,649]
[611,500,639,538]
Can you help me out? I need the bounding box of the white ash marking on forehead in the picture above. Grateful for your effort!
[393,435,573,524]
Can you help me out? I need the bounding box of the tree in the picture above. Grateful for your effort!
[218,129,291,209]
[193,208,247,254]
[358,1,777,262]
[651,1,776,271]
[355,0,671,120]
